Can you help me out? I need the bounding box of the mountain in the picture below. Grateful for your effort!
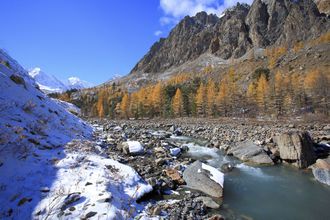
[66,76,93,90]
[131,0,329,74]
[29,67,92,93]
[29,67,67,93]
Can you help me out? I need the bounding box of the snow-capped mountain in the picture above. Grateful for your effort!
[29,67,92,93]
[66,76,93,90]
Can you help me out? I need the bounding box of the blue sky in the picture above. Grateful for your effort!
[0,0,252,85]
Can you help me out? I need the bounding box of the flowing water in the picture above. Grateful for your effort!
[169,136,330,220]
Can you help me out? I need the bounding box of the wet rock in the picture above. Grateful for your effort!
[311,156,330,186]
[220,163,234,173]
[164,169,185,185]
[227,141,274,165]
[274,131,316,168]
[183,161,224,198]
[195,196,220,209]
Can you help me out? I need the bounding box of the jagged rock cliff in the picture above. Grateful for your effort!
[131,0,329,74]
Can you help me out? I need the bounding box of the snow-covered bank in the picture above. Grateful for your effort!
[34,149,152,219]
[0,49,92,219]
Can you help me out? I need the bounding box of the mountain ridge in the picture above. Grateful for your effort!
[28,67,92,93]
[131,0,329,75]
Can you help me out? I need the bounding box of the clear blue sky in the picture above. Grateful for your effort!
[0,0,169,85]
[0,0,249,85]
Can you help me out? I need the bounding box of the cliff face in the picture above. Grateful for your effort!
[131,0,329,74]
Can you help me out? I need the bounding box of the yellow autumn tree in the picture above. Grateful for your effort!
[195,83,207,116]
[304,69,330,114]
[256,74,269,113]
[151,82,164,116]
[206,80,216,116]
[120,93,130,119]
[97,89,105,118]
[172,88,184,117]
[273,71,284,115]
[216,80,229,116]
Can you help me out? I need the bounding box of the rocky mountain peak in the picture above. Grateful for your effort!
[131,0,329,74]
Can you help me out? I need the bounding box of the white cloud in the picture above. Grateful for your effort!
[159,0,253,20]
[154,30,163,36]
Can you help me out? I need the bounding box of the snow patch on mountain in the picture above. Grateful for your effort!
[28,67,92,94]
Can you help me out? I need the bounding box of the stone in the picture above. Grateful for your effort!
[152,206,162,216]
[274,131,316,168]
[121,141,144,155]
[183,161,224,198]
[165,169,185,185]
[311,157,330,186]
[60,192,81,211]
[227,141,274,165]
[195,196,220,209]
[84,211,97,219]
[17,197,32,206]
[170,147,181,156]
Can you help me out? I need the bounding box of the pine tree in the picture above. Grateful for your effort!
[172,88,184,117]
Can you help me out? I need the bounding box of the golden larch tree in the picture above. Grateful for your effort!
[172,88,184,117]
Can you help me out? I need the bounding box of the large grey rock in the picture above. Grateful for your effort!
[183,161,224,198]
[227,141,274,165]
[311,156,330,186]
[274,131,316,168]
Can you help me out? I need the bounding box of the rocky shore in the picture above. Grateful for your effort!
[89,118,330,219]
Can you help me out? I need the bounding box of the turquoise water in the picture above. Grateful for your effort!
[169,136,330,220]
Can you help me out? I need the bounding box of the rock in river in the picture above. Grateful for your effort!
[227,141,274,165]
[183,161,224,198]
[311,156,330,186]
[274,131,316,168]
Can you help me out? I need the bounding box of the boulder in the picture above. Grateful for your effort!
[183,161,224,198]
[227,141,274,165]
[120,141,144,155]
[311,156,330,186]
[274,131,316,168]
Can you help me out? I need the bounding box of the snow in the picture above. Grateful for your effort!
[28,67,92,94]
[0,50,152,219]
[33,152,152,219]
[125,141,144,154]
[201,163,224,188]
[52,98,81,115]
[170,147,181,156]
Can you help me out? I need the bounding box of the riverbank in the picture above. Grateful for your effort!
[88,118,330,219]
